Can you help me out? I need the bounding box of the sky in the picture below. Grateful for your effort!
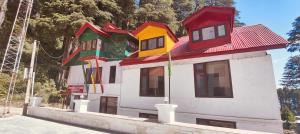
[235,0,300,88]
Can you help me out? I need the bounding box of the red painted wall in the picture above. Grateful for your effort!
[185,12,233,50]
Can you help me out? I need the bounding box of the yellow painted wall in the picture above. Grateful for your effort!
[136,26,175,57]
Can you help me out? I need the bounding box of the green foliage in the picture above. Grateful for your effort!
[136,0,178,32]
[115,0,136,29]
[173,0,195,36]
[281,55,300,89]
[281,106,296,130]
[0,73,10,98]
[0,0,246,105]
[287,16,300,52]
[278,88,300,114]
[34,79,59,103]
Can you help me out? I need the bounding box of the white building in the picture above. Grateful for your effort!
[65,6,288,134]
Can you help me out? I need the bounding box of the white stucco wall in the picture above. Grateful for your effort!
[119,51,282,133]
[67,60,122,113]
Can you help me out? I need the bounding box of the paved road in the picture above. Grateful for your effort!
[0,115,111,134]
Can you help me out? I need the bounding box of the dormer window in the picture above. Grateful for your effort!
[80,39,98,50]
[192,24,226,42]
[140,36,164,51]
[202,26,215,40]
[218,25,226,36]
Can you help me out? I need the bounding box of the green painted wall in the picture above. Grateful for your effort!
[65,28,138,66]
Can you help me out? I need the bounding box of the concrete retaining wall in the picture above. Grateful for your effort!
[28,107,273,134]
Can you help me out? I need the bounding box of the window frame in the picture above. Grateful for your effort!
[193,60,233,98]
[99,96,118,115]
[191,24,227,42]
[91,40,97,50]
[201,26,216,41]
[140,36,165,51]
[217,24,226,37]
[109,66,117,83]
[139,66,165,97]
[196,118,236,129]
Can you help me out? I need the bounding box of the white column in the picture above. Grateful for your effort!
[155,104,178,123]
[74,100,89,113]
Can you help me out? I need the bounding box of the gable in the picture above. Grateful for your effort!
[136,25,167,39]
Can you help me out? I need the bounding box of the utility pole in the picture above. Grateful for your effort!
[1,0,34,117]
[22,40,37,115]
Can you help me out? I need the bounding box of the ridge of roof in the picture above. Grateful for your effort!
[75,22,110,38]
[132,21,179,42]
[183,6,235,26]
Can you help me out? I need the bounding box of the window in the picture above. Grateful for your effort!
[141,41,147,50]
[86,67,102,84]
[192,24,226,42]
[100,96,117,114]
[101,42,108,52]
[218,25,226,37]
[140,36,164,51]
[139,113,158,120]
[86,40,92,50]
[196,118,236,128]
[140,67,164,97]
[91,40,97,49]
[81,41,86,50]
[202,26,215,40]
[194,61,232,98]
[80,40,98,50]
[109,66,116,83]
[192,30,200,41]
[158,37,164,47]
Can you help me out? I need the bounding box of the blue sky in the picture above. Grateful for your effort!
[235,0,300,88]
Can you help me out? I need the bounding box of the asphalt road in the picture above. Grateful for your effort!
[0,115,112,134]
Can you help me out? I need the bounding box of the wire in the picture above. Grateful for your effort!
[39,43,64,59]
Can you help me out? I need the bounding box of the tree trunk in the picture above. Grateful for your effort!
[57,36,71,90]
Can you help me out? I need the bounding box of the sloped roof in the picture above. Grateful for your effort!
[132,21,179,42]
[183,6,235,26]
[75,22,110,38]
[120,24,289,66]
[102,24,136,39]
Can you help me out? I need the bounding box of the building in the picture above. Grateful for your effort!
[64,6,288,133]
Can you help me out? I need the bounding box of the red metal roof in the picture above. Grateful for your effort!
[120,24,289,66]
[183,6,235,28]
[75,22,111,38]
[132,21,179,42]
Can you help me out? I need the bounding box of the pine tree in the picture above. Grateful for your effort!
[173,0,195,36]
[287,16,300,52]
[28,0,120,89]
[194,0,245,27]
[115,0,136,29]
[281,55,300,89]
[136,0,178,32]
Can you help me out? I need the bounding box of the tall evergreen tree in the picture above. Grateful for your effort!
[28,0,119,89]
[281,55,300,89]
[287,16,300,52]
[194,0,245,27]
[136,0,178,32]
[115,0,136,29]
[173,0,195,36]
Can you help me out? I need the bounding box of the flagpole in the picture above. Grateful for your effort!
[168,52,172,104]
